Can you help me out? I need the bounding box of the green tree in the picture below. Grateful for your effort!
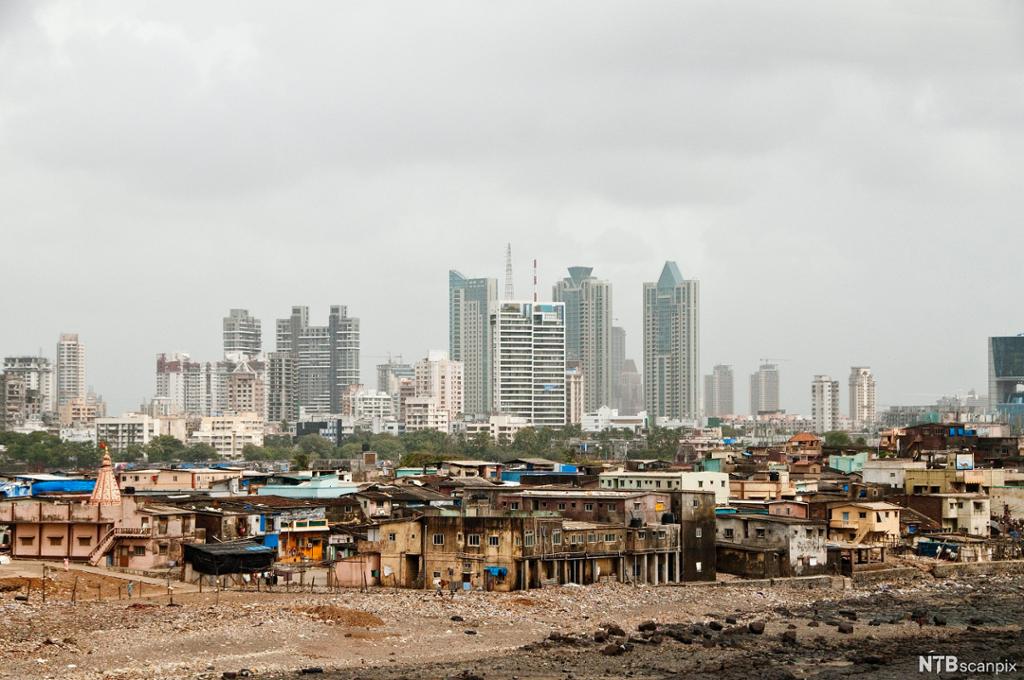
[399,451,448,468]
[145,435,186,463]
[181,443,218,462]
[242,443,270,461]
[824,431,853,448]
[297,434,333,457]
[291,450,311,470]
[113,444,145,463]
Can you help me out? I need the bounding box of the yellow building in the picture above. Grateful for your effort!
[828,501,902,545]
[278,517,329,562]
[904,468,1005,495]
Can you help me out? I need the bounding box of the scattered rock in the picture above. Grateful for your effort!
[600,643,626,656]
[637,620,657,632]
[725,616,738,624]
[748,621,765,635]
[600,623,626,637]
[450,615,465,622]
[837,622,854,634]
[933,615,947,626]
[781,630,797,645]
[707,621,723,631]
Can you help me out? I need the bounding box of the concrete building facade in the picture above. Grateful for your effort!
[553,267,613,411]
[449,271,498,417]
[642,262,699,422]
[491,301,567,427]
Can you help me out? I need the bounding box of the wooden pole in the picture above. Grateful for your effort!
[41,565,46,603]
[71,576,78,605]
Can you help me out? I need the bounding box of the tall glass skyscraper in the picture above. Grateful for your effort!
[553,266,613,412]
[989,334,1024,429]
[642,262,700,421]
[449,271,498,417]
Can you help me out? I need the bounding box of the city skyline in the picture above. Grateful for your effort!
[2,2,1018,415]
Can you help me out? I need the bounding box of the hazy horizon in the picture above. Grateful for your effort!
[2,1,1022,416]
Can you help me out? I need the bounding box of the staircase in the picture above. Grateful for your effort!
[88,528,116,566]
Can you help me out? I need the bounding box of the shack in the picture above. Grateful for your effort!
[182,540,275,582]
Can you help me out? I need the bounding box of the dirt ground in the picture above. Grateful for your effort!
[0,570,1021,680]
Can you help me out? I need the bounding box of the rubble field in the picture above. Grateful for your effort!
[1,574,1022,680]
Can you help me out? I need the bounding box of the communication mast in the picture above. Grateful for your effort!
[504,242,515,300]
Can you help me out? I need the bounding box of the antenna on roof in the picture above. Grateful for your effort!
[504,243,515,300]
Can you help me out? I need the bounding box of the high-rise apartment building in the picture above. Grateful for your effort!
[449,271,498,417]
[749,363,781,415]
[273,305,360,417]
[553,267,613,412]
[2,356,54,416]
[704,364,734,417]
[226,361,267,417]
[414,350,463,421]
[565,363,585,425]
[223,309,262,359]
[848,366,876,430]
[56,333,86,409]
[618,359,644,416]
[0,374,26,430]
[491,301,567,426]
[611,326,626,408]
[266,351,297,425]
[155,353,202,415]
[642,262,700,421]
[811,375,840,433]
[377,358,414,394]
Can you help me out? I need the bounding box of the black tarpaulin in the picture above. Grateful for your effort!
[183,540,276,574]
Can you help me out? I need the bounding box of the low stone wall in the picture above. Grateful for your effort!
[850,567,924,585]
[932,559,1024,578]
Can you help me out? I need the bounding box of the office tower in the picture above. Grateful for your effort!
[811,375,840,433]
[449,271,498,416]
[2,356,54,416]
[267,351,297,424]
[553,267,613,411]
[749,362,781,415]
[377,358,414,393]
[414,350,464,420]
[565,363,585,425]
[618,359,644,416]
[611,326,626,408]
[704,364,734,418]
[642,261,700,421]
[55,333,86,409]
[491,301,566,426]
[223,309,262,359]
[988,334,1024,410]
[849,366,876,430]
[274,305,360,417]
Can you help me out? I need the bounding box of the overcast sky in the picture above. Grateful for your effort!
[2,1,1023,417]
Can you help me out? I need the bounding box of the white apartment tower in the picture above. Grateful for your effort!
[223,308,262,359]
[750,362,781,415]
[414,350,464,421]
[704,364,734,417]
[642,262,700,421]
[56,333,86,409]
[811,375,841,433]
[849,366,876,430]
[491,301,567,427]
[552,267,613,412]
[2,356,54,416]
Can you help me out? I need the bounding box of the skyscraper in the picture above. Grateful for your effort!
[988,334,1024,429]
[414,350,464,421]
[2,356,54,416]
[848,366,876,430]
[610,325,626,409]
[273,305,360,417]
[56,333,86,409]
[491,301,566,426]
[449,271,498,417]
[553,267,613,412]
[749,363,780,415]
[642,262,700,421]
[704,364,734,417]
[811,375,840,433]
[223,309,262,359]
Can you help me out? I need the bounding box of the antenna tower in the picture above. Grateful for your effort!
[532,258,538,302]
[504,243,515,300]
